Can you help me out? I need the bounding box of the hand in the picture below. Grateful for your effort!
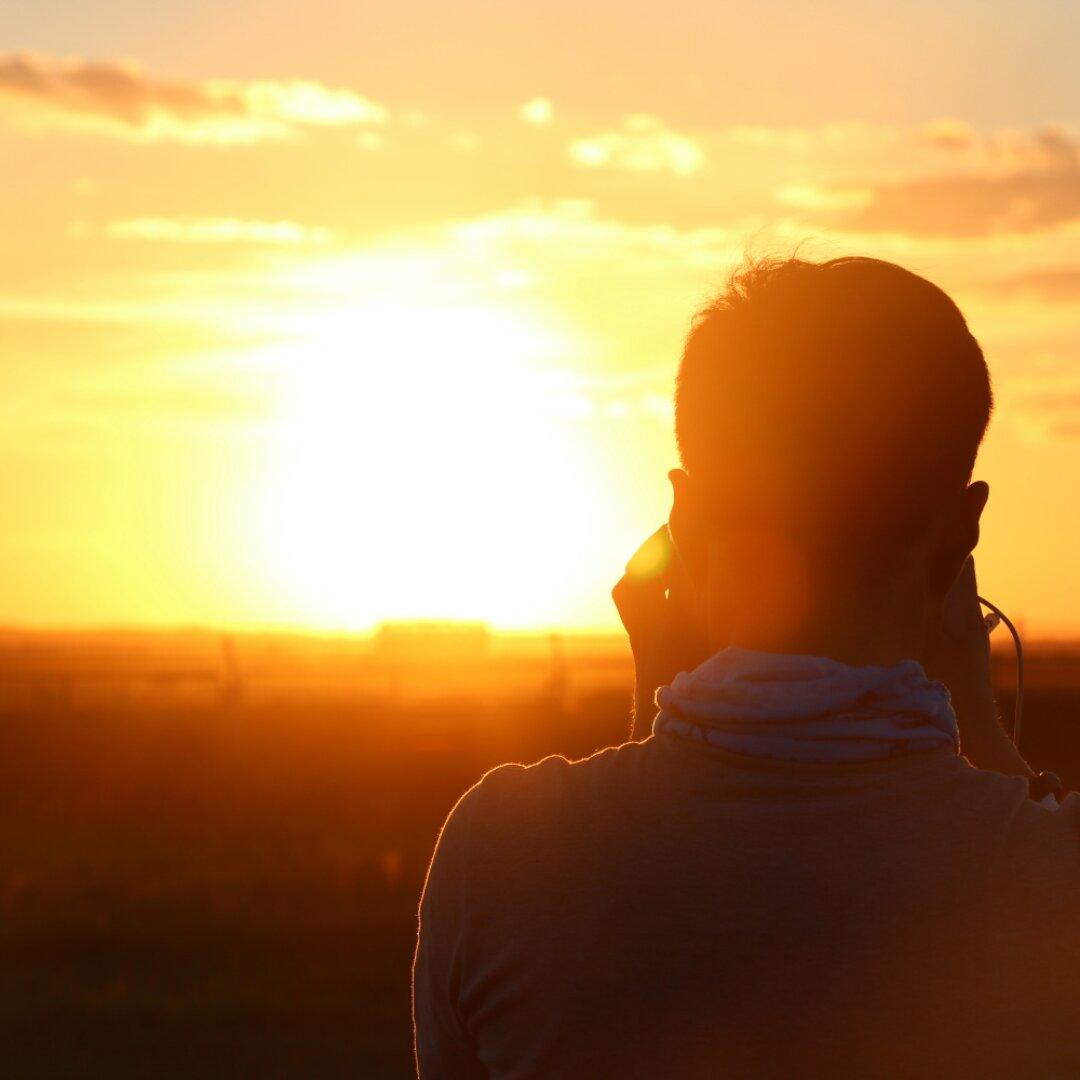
[926,556,1032,777]
[612,526,712,738]
[927,555,993,704]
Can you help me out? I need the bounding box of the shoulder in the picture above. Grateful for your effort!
[470,737,658,813]
[939,754,1034,818]
[942,754,1080,875]
[435,739,658,864]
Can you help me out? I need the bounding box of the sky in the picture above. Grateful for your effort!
[1,1,1079,634]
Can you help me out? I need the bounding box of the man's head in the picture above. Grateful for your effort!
[670,255,992,655]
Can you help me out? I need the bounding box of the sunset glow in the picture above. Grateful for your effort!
[2,3,1079,633]
[255,299,609,628]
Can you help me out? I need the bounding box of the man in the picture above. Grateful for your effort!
[413,257,1080,1078]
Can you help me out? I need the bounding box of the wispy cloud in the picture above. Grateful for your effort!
[0,52,386,143]
[918,119,1079,171]
[242,81,384,127]
[775,184,874,212]
[918,117,980,152]
[707,119,1077,172]
[570,114,704,175]
[97,217,334,245]
[711,121,901,154]
[776,125,1080,237]
[842,169,1080,236]
[1004,379,1080,443]
[981,266,1080,302]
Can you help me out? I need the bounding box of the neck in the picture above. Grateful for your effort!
[703,561,929,670]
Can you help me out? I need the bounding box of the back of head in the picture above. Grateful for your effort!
[675,256,992,575]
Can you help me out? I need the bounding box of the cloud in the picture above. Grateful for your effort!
[918,117,980,152]
[842,170,1080,236]
[570,114,704,175]
[778,125,1080,238]
[711,121,901,154]
[95,217,333,245]
[447,198,739,260]
[774,184,874,212]
[519,97,553,125]
[1005,380,1080,443]
[1003,126,1080,171]
[683,121,1077,181]
[919,119,1079,171]
[982,266,1080,302]
[0,52,386,143]
[241,80,384,127]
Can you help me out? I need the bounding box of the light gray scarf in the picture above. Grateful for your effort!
[653,646,958,764]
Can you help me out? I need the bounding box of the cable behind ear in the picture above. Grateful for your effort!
[978,595,1024,748]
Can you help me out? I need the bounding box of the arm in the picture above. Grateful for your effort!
[611,526,711,739]
[928,557,1033,779]
[413,799,486,1079]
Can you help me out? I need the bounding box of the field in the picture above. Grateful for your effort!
[1,627,635,1078]
[3,626,1079,1078]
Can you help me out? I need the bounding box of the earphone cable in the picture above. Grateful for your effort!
[977,595,1024,748]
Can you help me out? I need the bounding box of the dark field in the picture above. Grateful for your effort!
[3,627,1080,1078]
[1,628,633,1078]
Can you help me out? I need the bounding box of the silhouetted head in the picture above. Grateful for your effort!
[670,255,992,658]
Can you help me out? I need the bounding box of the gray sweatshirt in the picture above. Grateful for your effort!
[414,735,1080,1078]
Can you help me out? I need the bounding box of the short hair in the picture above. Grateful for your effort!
[674,256,992,559]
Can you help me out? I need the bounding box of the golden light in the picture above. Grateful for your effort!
[255,300,613,630]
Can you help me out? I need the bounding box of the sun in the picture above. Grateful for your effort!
[254,300,608,630]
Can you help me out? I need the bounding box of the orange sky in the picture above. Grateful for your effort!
[1,4,1079,634]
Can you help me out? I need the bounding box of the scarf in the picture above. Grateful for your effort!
[653,646,958,764]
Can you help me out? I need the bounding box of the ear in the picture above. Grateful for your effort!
[668,468,709,589]
[929,480,989,593]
